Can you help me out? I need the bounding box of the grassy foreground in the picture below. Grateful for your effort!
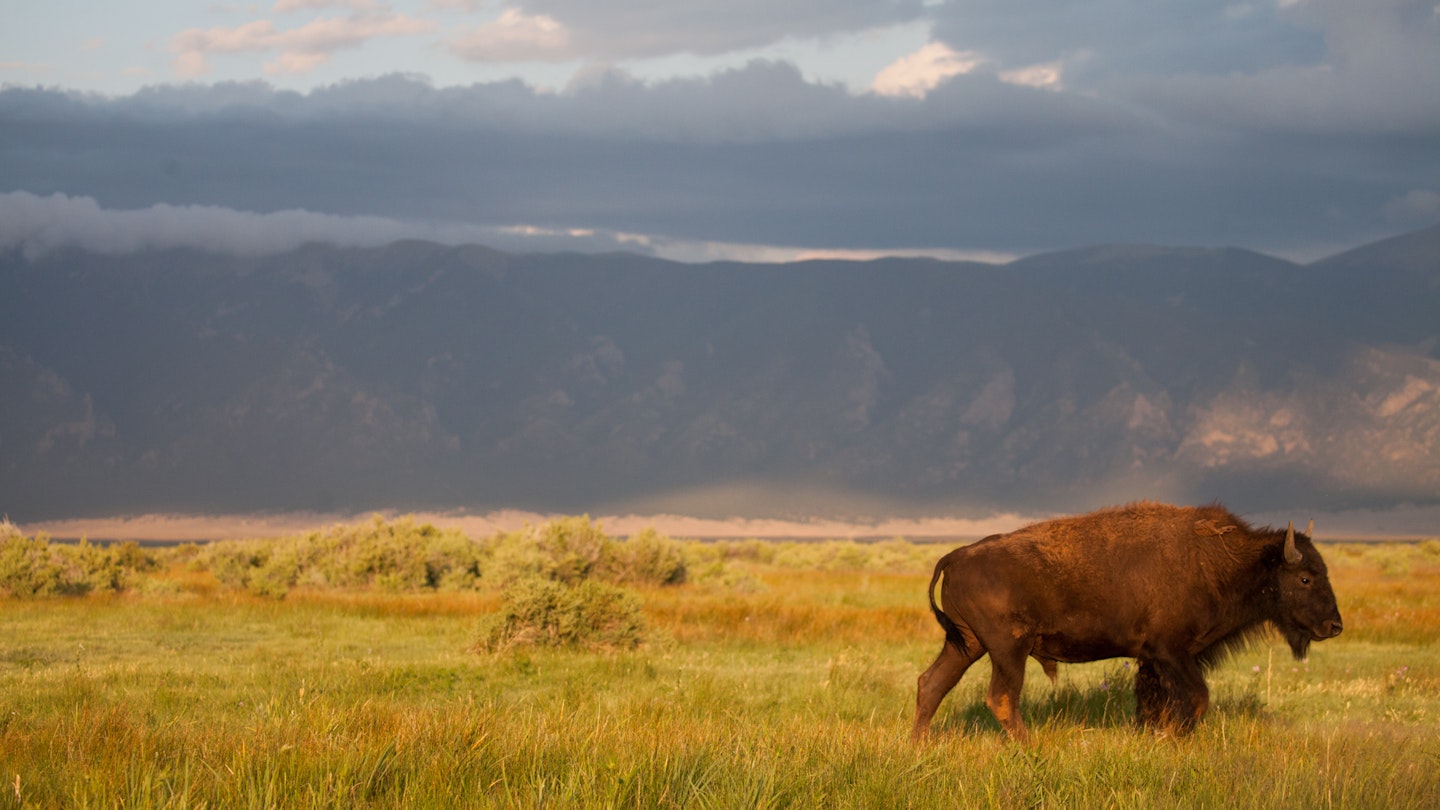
[2,531,1438,808]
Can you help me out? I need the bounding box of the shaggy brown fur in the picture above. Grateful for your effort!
[913,502,1343,741]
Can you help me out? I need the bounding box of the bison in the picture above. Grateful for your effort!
[912,502,1343,741]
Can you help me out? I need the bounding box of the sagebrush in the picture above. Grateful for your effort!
[475,577,647,652]
[0,519,155,598]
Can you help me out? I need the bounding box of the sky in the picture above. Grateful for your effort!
[2,0,1439,263]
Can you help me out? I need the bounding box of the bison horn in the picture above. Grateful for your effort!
[1284,521,1302,565]
[1306,519,1314,539]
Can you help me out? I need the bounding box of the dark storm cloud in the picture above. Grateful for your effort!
[2,31,1436,259]
[932,0,1328,78]
[933,0,1440,135]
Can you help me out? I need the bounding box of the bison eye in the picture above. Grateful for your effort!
[1300,576,1312,585]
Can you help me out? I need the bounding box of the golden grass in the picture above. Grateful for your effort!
[2,538,1437,808]
[1323,547,1440,645]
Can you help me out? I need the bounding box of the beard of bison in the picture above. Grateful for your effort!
[1282,623,1314,662]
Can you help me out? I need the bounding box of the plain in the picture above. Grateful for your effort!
[1,526,1438,809]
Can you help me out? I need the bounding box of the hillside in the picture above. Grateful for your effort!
[2,226,1438,521]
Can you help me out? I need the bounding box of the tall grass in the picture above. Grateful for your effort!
[2,520,1438,807]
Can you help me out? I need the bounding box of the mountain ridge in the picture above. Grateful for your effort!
[3,225,1438,522]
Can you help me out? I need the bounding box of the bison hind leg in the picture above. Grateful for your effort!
[984,641,1034,742]
[912,638,983,741]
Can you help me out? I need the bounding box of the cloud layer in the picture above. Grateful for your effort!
[0,191,661,259]
[3,0,1437,259]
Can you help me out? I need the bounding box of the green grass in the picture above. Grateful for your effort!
[2,539,1439,808]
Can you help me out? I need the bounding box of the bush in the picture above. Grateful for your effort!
[69,540,135,593]
[1366,545,1414,578]
[204,541,273,592]
[248,548,301,599]
[608,528,687,586]
[536,515,614,585]
[193,516,707,597]
[311,515,481,591]
[0,523,155,598]
[479,529,550,587]
[680,542,765,591]
[475,578,646,652]
[0,533,65,597]
[713,539,778,565]
[477,518,690,589]
[198,515,484,597]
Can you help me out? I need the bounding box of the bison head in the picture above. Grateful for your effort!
[1274,521,1344,660]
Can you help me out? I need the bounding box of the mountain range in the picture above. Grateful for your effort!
[3,225,1438,523]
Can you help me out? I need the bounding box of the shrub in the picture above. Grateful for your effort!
[680,542,765,591]
[608,528,687,586]
[868,538,939,573]
[536,515,614,585]
[0,527,156,598]
[193,516,713,596]
[311,515,480,591]
[198,515,484,597]
[1366,545,1414,578]
[478,529,549,588]
[422,530,486,590]
[477,517,691,589]
[203,542,272,590]
[248,548,301,598]
[714,539,778,565]
[475,578,646,652]
[69,540,132,593]
[0,533,65,597]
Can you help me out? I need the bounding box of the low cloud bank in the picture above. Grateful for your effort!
[0,191,646,259]
[0,191,1013,264]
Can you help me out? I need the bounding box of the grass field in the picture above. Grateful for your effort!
[2,530,1438,808]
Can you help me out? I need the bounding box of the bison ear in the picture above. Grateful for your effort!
[1284,521,1302,565]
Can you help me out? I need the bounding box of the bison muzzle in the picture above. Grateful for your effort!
[912,502,1343,741]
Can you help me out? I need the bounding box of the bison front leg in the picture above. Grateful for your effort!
[1134,660,1167,729]
[912,640,982,741]
[1135,658,1209,734]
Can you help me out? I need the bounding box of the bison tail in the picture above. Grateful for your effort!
[928,551,968,655]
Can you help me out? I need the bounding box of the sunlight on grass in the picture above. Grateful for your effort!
[2,522,1438,807]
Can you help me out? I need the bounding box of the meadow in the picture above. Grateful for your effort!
[2,518,1438,808]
